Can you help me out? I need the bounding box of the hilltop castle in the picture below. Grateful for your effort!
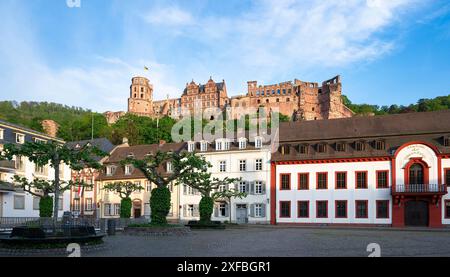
[105,75,354,124]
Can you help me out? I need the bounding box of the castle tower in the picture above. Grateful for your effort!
[128,76,154,116]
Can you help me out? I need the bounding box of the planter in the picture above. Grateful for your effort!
[123,226,191,236]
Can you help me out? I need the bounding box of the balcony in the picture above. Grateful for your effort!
[392,184,447,195]
[0,160,15,172]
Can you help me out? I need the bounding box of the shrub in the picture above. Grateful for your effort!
[150,187,171,225]
[120,198,132,218]
[199,196,214,223]
[39,196,53,218]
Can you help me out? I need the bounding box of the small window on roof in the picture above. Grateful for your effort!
[355,141,365,151]
[298,144,308,154]
[375,140,385,150]
[336,142,346,152]
[317,143,326,153]
[280,145,290,155]
[444,137,450,147]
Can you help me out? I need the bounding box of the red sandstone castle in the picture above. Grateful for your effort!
[105,75,354,123]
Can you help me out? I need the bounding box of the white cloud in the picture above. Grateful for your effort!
[142,6,194,26]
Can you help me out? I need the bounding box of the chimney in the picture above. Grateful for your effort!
[41,120,59,138]
[159,140,166,146]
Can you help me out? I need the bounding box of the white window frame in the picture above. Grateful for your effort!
[124,165,132,175]
[166,162,173,173]
[0,129,4,140]
[114,203,120,215]
[219,203,227,217]
[216,140,223,151]
[255,137,262,148]
[16,133,25,144]
[106,166,114,176]
[34,138,47,144]
[188,142,195,152]
[73,199,81,211]
[219,161,227,172]
[238,138,247,149]
[239,181,247,193]
[255,159,263,171]
[85,198,93,211]
[14,195,25,210]
[33,196,40,210]
[224,140,231,150]
[255,181,263,194]
[104,203,111,216]
[255,204,263,217]
[187,204,194,217]
[239,160,247,172]
[200,141,208,152]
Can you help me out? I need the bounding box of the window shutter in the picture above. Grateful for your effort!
[250,182,255,195]
[193,205,200,217]
[261,181,266,194]
[249,204,255,217]
[183,205,187,217]
[214,205,219,217]
[245,182,250,193]
[261,204,266,217]
[234,182,238,190]
[225,204,230,218]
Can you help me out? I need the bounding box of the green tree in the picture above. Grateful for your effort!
[1,141,108,225]
[176,154,245,223]
[103,181,144,218]
[123,150,196,225]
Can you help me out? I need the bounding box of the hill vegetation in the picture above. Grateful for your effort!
[0,94,449,145]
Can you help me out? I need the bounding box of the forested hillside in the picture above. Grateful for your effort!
[0,94,449,145]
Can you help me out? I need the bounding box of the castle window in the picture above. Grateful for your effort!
[312,107,315,111]
[298,144,308,154]
[336,142,346,152]
[283,89,286,94]
[375,140,385,150]
[257,99,261,104]
[286,98,290,102]
[134,94,137,98]
[141,94,144,98]
[134,87,136,92]
[266,99,269,103]
[141,87,144,92]
[288,89,291,94]
[317,143,326,153]
[276,98,280,103]
[272,90,275,95]
[355,141,365,151]
[277,89,280,94]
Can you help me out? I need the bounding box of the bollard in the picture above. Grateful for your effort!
[107,219,116,236]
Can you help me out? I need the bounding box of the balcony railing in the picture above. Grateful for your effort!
[392,184,447,194]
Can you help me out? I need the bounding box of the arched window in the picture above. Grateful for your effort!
[409,163,424,184]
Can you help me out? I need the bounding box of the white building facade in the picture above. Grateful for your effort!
[180,137,272,224]
[271,111,450,228]
[0,120,71,218]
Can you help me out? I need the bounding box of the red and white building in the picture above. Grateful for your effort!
[270,110,450,228]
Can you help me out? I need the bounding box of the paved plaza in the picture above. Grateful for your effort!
[83,226,450,257]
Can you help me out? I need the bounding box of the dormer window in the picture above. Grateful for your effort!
[200,141,208,152]
[238,138,247,149]
[298,144,308,154]
[188,141,195,152]
[0,129,4,140]
[444,137,450,147]
[355,141,365,151]
[124,165,133,175]
[336,142,346,152]
[16,133,25,144]
[317,143,326,153]
[375,140,385,150]
[34,138,47,144]
[127,153,135,159]
[224,140,231,150]
[215,141,222,151]
[166,162,173,173]
[106,166,115,176]
[280,145,290,155]
[255,137,262,149]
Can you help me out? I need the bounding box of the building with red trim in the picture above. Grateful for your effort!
[271,110,450,228]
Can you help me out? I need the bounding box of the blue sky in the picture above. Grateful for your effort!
[0,0,449,112]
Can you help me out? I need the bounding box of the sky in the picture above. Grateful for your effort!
[0,0,449,112]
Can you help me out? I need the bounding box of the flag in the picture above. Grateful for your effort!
[144,66,149,71]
